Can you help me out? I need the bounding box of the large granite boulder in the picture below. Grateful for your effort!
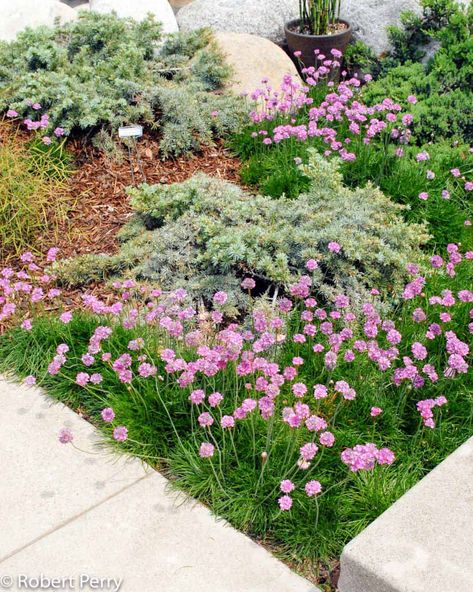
[178,0,471,56]
[340,0,421,56]
[89,0,178,33]
[214,32,301,95]
[177,0,299,45]
[0,0,77,41]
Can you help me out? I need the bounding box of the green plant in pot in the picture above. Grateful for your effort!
[285,0,352,68]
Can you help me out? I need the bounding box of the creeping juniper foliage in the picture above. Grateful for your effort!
[55,150,428,309]
[0,12,245,156]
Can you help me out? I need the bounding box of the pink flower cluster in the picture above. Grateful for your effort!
[7,100,65,145]
[2,244,472,515]
[341,443,395,472]
[416,396,447,429]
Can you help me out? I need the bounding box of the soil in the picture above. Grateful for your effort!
[289,21,348,37]
[47,134,241,260]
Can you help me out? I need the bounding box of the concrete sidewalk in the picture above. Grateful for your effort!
[0,377,317,592]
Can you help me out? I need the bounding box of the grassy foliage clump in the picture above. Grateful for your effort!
[0,12,245,157]
[0,248,471,566]
[54,150,429,309]
[0,127,70,260]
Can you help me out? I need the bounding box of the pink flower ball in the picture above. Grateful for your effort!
[305,480,322,497]
[58,428,73,444]
[199,442,215,458]
[213,291,228,305]
[113,426,128,442]
[370,406,383,417]
[280,479,295,493]
[278,495,293,511]
[306,259,318,271]
[319,431,335,447]
[101,407,115,423]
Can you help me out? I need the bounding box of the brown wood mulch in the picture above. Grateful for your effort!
[46,134,241,260]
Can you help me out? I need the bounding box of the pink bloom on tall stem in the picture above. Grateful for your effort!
[305,480,322,497]
[101,407,115,423]
[113,426,128,442]
[278,495,293,511]
[280,479,295,493]
[199,442,215,458]
[370,406,383,417]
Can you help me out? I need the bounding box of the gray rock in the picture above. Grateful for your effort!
[89,0,178,33]
[340,0,422,56]
[177,0,300,45]
[0,0,77,41]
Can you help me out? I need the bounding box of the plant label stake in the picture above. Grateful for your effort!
[118,125,146,185]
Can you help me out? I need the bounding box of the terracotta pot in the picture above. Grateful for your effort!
[285,18,352,69]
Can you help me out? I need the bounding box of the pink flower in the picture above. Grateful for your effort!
[21,319,32,331]
[198,412,214,428]
[319,431,335,447]
[199,442,215,458]
[113,426,128,442]
[412,342,427,360]
[450,168,461,177]
[189,389,205,404]
[75,372,89,386]
[376,448,395,465]
[300,442,318,461]
[221,415,235,429]
[6,109,18,117]
[305,480,322,497]
[328,241,341,253]
[292,382,307,398]
[313,384,328,399]
[24,375,36,386]
[42,136,52,146]
[101,407,115,422]
[213,291,228,305]
[241,277,256,290]
[370,406,383,417]
[418,192,429,201]
[278,495,293,511]
[46,247,59,262]
[280,479,295,493]
[407,95,417,104]
[60,311,73,324]
[58,428,73,444]
[208,392,223,407]
[306,259,318,271]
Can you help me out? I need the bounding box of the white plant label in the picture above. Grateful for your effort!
[118,125,143,138]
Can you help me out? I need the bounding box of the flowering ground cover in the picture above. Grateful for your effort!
[0,244,471,582]
[231,0,473,251]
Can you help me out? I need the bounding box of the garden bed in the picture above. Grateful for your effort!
[0,2,472,591]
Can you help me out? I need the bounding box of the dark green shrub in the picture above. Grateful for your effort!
[54,150,429,309]
[0,12,245,156]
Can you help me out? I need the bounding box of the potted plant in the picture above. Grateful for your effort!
[285,1,352,68]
